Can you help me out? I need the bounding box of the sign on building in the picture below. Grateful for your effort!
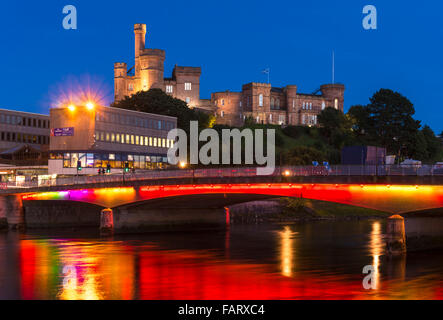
[51,127,74,136]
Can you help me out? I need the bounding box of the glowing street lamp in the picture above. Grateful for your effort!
[283,170,291,177]
[68,104,76,112]
[179,161,187,169]
[86,102,95,110]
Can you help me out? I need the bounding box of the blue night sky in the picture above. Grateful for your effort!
[1,0,443,133]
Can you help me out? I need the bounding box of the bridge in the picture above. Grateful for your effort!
[2,165,443,232]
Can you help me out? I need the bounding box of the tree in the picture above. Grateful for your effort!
[317,107,353,149]
[421,125,442,162]
[111,89,215,132]
[365,89,421,156]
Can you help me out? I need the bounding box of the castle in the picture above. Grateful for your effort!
[114,24,345,127]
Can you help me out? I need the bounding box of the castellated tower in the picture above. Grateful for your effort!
[320,84,345,111]
[114,62,127,102]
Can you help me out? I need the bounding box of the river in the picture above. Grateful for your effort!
[0,219,442,299]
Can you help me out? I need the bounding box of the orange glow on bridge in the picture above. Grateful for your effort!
[20,183,443,213]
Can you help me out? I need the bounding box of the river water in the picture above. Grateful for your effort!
[0,219,442,300]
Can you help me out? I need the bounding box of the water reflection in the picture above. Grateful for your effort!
[369,221,383,289]
[0,220,442,300]
[279,226,295,277]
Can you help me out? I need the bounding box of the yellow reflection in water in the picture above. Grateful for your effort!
[279,226,294,277]
[369,221,382,290]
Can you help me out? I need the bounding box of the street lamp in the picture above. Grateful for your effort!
[86,102,95,110]
[179,161,187,169]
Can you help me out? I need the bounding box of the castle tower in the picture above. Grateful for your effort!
[114,62,127,101]
[134,23,146,59]
[320,84,345,111]
[285,85,298,125]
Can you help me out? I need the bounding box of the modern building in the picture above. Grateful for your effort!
[48,104,177,175]
[212,83,345,127]
[114,24,213,111]
[0,108,50,165]
[113,23,345,128]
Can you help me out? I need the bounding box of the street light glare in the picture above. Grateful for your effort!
[86,102,95,110]
[179,161,187,168]
[68,104,76,112]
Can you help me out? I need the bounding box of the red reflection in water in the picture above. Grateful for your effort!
[17,238,443,300]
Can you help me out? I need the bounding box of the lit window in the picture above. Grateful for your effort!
[116,134,120,143]
[149,137,152,146]
[153,137,157,147]
[136,135,139,145]
[184,82,192,91]
[131,135,135,144]
[106,133,110,141]
[292,99,295,110]
[335,98,338,109]
[145,136,148,145]
[259,94,263,107]
[269,114,272,122]
[186,97,190,104]
[126,134,130,144]
[166,85,173,93]
[111,133,115,142]
[162,139,166,148]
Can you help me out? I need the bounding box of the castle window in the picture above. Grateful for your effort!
[256,116,260,123]
[302,102,305,109]
[259,94,263,107]
[239,101,242,107]
[334,98,338,109]
[221,99,225,106]
[166,85,173,93]
[271,98,274,108]
[221,111,224,117]
[322,101,326,110]
[185,82,192,91]
[186,97,190,104]
[292,100,295,110]
[128,83,133,91]
[309,102,312,110]
[276,99,280,109]
[269,114,272,122]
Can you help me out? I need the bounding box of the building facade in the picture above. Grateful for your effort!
[114,24,212,111]
[0,108,50,165]
[212,83,345,127]
[114,23,345,128]
[49,104,176,175]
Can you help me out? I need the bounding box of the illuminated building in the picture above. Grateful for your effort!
[48,104,176,175]
[0,108,50,165]
[114,24,213,111]
[114,23,345,127]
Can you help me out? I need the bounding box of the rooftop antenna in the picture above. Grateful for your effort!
[332,50,335,84]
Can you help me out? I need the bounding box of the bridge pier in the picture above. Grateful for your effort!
[386,215,406,255]
[100,208,114,235]
[0,195,24,231]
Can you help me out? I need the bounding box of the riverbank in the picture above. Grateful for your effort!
[228,198,391,224]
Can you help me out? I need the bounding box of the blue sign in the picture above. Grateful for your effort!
[51,127,74,136]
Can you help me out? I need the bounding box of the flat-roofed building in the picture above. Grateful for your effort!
[0,108,50,165]
[49,104,177,175]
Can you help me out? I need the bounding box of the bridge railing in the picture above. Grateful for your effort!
[2,164,443,190]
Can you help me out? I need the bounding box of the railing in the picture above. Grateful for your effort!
[2,165,443,190]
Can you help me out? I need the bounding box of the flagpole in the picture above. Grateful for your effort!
[332,50,335,84]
